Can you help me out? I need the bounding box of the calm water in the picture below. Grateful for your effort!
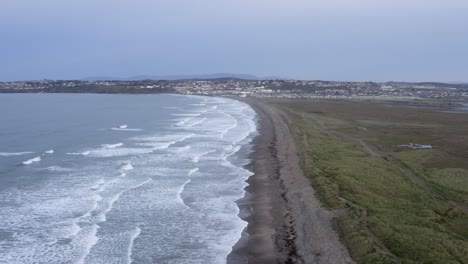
[0,94,257,264]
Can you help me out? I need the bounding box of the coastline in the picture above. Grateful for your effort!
[228,98,353,264]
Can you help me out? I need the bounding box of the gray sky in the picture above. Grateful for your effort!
[1,0,467,81]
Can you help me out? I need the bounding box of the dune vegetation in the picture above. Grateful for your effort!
[274,99,468,263]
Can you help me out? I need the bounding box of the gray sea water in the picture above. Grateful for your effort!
[0,94,257,264]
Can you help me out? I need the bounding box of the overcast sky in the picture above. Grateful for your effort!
[1,0,467,81]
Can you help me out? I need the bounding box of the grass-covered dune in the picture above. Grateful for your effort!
[272,99,468,263]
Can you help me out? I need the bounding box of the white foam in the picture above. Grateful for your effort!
[90,178,106,191]
[103,192,124,218]
[22,156,41,165]
[42,166,74,172]
[196,109,208,114]
[178,133,195,142]
[120,163,134,171]
[223,146,241,161]
[111,128,143,131]
[138,133,194,150]
[81,194,104,219]
[44,150,54,154]
[150,143,177,150]
[174,113,207,128]
[220,121,239,139]
[101,143,124,149]
[66,151,90,156]
[101,178,152,220]
[172,145,191,153]
[127,227,141,264]
[0,151,34,157]
[185,117,207,128]
[131,133,194,143]
[192,150,216,163]
[175,118,190,127]
[131,178,152,190]
[87,148,152,158]
[67,221,82,238]
[171,113,201,117]
[76,224,99,264]
[177,179,191,209]
[134,142,172,148]
[188,168,199,176]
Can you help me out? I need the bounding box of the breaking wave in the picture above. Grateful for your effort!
[21,156,41,165]
[0,151,34,157]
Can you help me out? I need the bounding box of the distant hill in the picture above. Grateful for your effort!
[448,81,468,84]
[82,73,289,81]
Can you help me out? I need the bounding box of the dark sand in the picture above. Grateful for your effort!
[228,99,353,264]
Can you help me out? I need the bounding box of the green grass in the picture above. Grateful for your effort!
[428,168,468,195]
[275,101,468,264]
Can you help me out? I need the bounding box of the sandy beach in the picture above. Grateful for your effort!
[228,98,353,264]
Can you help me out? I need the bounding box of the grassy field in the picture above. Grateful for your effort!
[272,99,468,264]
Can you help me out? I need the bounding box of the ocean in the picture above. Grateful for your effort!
[0,94,257,264]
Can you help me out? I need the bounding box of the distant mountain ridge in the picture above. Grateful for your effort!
[82,73,288,81]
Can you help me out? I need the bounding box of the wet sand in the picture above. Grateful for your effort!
[228,98,353,264]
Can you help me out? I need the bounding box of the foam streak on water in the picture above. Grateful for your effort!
[127,227,141,264]
[178,179,192,209]
[101,143,124,149]
[0,151,34,156]
[0,95,256,264]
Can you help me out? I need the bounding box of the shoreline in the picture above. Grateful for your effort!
[228,98,352,264]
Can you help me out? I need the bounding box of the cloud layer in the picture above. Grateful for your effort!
[1,0,467,81]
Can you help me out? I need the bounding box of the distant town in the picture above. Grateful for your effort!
[1,79,467,100]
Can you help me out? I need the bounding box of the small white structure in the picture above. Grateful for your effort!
[398,143,432,149]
